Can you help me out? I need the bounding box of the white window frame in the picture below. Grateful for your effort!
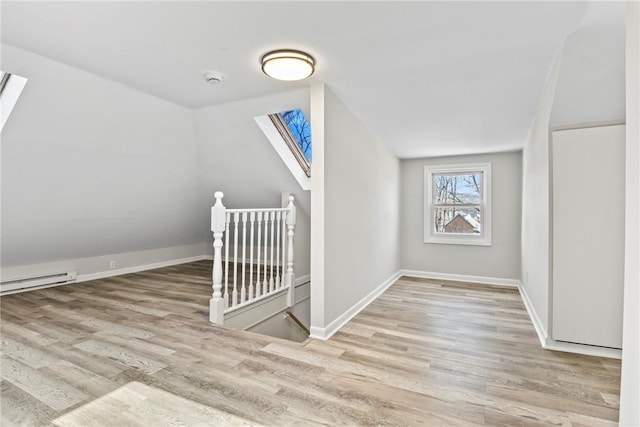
[0,71,28,132]
[268,112,311,177]
[254,115,311,191]
[424,163,492,246]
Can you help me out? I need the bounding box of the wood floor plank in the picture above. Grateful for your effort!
[1,335,59,369]
[0,260,621,426]
[1,379,57,427]
[40,360,119,399]
[0,322,59,347]
[52,381,259,427]
[73,340,166,375]
[0,356,90,411]
[80,318,154,339]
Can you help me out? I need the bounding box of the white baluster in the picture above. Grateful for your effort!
[210,191,226,324]
[281,210,286,290]
[263,211,269,294]
[256,211,263,297]
[285,196,296,307]
[232,211,239,307]
[241,211,247,304]
[224,212,230,308]
[275,210,281,289]
[249,211,255,301]
[269,210,275,293]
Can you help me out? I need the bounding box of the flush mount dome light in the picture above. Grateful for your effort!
[261,49,315,81]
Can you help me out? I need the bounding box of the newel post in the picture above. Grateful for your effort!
[285,195,296,307]
[210,191,226,324]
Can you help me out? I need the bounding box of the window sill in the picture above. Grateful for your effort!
[425,234,491,246]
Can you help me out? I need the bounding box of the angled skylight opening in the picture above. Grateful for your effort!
[254,108,311,191]
[0,72,10,93]
[280,109,312,162]
[268,109,311,177]
[1,71,28,132]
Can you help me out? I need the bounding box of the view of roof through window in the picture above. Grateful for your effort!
[433,173,482,234]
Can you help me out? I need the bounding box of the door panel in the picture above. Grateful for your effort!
[552,125,625,349]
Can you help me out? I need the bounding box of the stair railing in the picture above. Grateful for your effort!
[209,191,296,324]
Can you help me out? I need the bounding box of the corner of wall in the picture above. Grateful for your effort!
[309,83,326,332]
[520,45,564,338]
[619,1,640,425]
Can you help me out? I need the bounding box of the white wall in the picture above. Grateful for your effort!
[522,11,627,352]
[194,89,311,278]
[0,44,311,283]
[312,85,401,332]
[619,2,640,425]
[400,151,522,282]
[1,44,201,271]
[551,22,626,126]
[309,84,326,330]
[520,51,563,338]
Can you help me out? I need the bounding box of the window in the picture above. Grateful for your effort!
[424,163,491,246]
[0,71,10,94]
[0,71,28,132]
[254,108,311,191]
[268,109,311,177]
[280,109,311,162]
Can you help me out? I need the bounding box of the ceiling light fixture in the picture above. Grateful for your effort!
[261,49,315,81]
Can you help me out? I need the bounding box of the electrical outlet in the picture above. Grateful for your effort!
[110,261,116,269]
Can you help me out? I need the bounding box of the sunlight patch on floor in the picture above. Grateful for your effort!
[52,381,260,427]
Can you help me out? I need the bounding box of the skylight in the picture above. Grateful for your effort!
[0,71,28,132]
[280,109,312,162]
[269,109,311,177]
[254,108,312,191]
[0,72,10,93]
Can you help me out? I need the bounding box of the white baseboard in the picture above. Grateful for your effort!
[399,269,521,288]
[77,255,209,283]
[543,338,622,359]
[517,284,548,347]
[1,243,210,292]
[310,271,402,341]
[518,283,621,359]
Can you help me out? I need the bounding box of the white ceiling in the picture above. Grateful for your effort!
[1,1,619,158]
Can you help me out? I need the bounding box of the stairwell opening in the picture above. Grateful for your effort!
[244,305,310,343]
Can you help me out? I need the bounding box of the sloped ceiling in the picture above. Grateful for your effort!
[2,1,604,158]
[551,2,626,126]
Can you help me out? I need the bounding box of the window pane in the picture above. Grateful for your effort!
[433,173,481,204]
[280,109,312,162]
[433,207,481,234]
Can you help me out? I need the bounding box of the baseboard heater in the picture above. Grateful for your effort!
[0,271,77,295]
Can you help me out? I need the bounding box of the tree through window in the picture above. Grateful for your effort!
[424,163,492,246]
[268,109,311,177]
[280,109,311,162]
[433,173,481,234]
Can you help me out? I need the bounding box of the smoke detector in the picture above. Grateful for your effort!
[203,71,224,85]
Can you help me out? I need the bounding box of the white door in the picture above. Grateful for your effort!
[552,125,625,349]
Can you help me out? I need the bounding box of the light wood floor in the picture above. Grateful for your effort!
[0,261,621,426]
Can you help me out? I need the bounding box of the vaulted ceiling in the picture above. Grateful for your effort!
[1,1,622,158]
